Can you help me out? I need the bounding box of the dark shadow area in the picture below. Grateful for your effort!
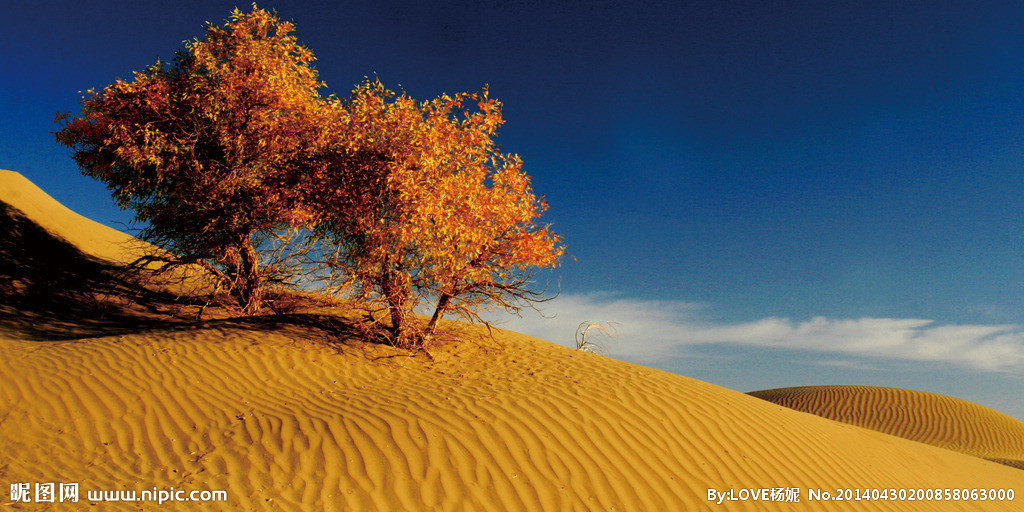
[987,457,1024,471]
[0,199,402,355]
[0,201,199,340]
[209,312,373,350]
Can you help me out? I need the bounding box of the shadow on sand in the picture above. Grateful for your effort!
[0,201,372,349]
[0,201,197,340]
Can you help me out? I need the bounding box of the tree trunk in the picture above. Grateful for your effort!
[424,293,451,340]
[231,236,264,315]
[380,267,415,347]
[387,293,408,345]
[373,250,417,347]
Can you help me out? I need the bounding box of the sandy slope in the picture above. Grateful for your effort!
[0,170,138,264]
[0,170,212,341]
[748,385,1024,470]
[2,327,1023,511]
[1,170,1022,511]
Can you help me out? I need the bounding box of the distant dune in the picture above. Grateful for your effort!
[748,385,1024,470]
[1,169,1022,510]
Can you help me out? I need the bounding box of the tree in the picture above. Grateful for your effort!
[55,5,328,313]
[311,80,565,347]
[55,6,566,339]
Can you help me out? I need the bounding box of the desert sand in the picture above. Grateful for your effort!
[749,385,1024,470]
[1,169,1021,511]
[0,170,139,264]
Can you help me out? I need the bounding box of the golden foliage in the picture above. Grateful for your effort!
[57,6,564,340]
[312,80,565,347]
[56,5,330,313]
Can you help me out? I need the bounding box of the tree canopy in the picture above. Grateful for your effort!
[312,80,564,346]
[57,5,564,347]
[56,6,330,313]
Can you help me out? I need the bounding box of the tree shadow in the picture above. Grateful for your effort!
[0,200,418,358]
[219,313,372,349]
[0,202,197,341]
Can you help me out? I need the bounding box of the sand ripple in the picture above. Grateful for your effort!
[2,325,1022,511]
[749,385,1024,470]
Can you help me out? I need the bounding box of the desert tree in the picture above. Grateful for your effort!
[310,80,565,347]
[55,5,330,313]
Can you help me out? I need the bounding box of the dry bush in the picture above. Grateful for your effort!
[574,321,620,355]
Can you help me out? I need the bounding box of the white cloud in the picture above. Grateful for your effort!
[487,291,706,361]
[489,292,1024,373]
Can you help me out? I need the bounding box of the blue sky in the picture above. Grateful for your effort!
[3,1,1024,420]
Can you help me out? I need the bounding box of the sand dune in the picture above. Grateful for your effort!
[0,170,138,264]
[748,385,1024,470]
[3,323,1023,511]
[1,169,1022,511]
